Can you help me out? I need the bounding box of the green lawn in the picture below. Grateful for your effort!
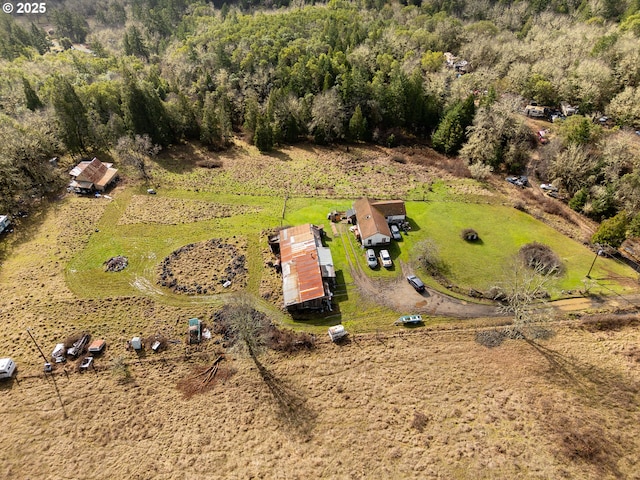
[404,200,637,296]
[65,188,639,331]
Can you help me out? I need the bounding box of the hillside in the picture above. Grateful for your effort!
[1,142,640,478]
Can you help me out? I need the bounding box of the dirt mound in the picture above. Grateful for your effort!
[157,238,248,294]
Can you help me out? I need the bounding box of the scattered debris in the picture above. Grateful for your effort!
[197,355,224,385]
[66,333,90,358]
[79,356,94,371]
[51,343,66,363]
[177,355,236,399]
[88,339,106,354]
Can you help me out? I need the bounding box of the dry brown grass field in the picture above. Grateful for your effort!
[1,142,639,479]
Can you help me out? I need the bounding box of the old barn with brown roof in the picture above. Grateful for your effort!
[69,158,118,193]
[279,224,335,311]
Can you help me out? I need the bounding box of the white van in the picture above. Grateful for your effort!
[0,358,17,379]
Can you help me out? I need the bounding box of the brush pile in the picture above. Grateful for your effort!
[104,256,128,272]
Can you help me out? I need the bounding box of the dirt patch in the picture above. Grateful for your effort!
[157,238,248,294]
[118,195,259,225]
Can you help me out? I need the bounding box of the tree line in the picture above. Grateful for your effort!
[2,0,640,233]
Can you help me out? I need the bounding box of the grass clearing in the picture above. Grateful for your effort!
[405,200,636,296]
[1,142,640,479]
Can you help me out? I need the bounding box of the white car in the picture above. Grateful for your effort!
[0,358,17,379]
[366,249,378,268]
[379,249,393,268]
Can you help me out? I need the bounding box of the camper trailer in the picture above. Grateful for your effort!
[0,358,16,379]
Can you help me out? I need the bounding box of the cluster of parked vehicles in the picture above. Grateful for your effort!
[366,248,393,269]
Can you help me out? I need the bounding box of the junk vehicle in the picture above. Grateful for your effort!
[328,325,348,342]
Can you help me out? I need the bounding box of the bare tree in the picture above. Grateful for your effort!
[116,134,161,183]
[496,258,558,339]
[220,294,268,363]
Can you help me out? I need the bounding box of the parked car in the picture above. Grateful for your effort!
[0,357,16,379]
[540,183,558,192]
[407,275,426,293]
[390,224,402,241]
[394,314,423,325]
[379,249,393,268]
[506,175,528,188]
[366,249,377,268]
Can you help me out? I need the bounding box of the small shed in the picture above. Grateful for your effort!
[131,337,143,350]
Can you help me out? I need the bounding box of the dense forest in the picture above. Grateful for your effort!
[2,0,640,243]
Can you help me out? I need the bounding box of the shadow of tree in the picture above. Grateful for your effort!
[527,339,640,410]
[254,357,316,439]
[526,339,639,477]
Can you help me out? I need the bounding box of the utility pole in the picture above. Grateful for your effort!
[27,328,68,418]
[26,328,48,363]
[586,249,604,279]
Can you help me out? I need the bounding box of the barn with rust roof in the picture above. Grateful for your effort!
[279,224,335,311]
[69,158,119,194]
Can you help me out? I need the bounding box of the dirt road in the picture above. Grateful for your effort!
[335,223,640,319]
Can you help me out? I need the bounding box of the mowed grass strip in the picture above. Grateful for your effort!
[66,188,637,315]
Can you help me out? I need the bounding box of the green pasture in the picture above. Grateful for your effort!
[404,200,637,296]
[65,187,638,331]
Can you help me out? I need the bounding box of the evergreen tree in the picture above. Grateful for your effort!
[243,93,259,137]
[254,113,273,153]
[348,104,368,141]
[123,26,149,60]
[122,77,172,147]
[22,77,42,111]
[432,95,475,155]
[51,77,89,153]
[29,23,50,55]
[201,92,222,149]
